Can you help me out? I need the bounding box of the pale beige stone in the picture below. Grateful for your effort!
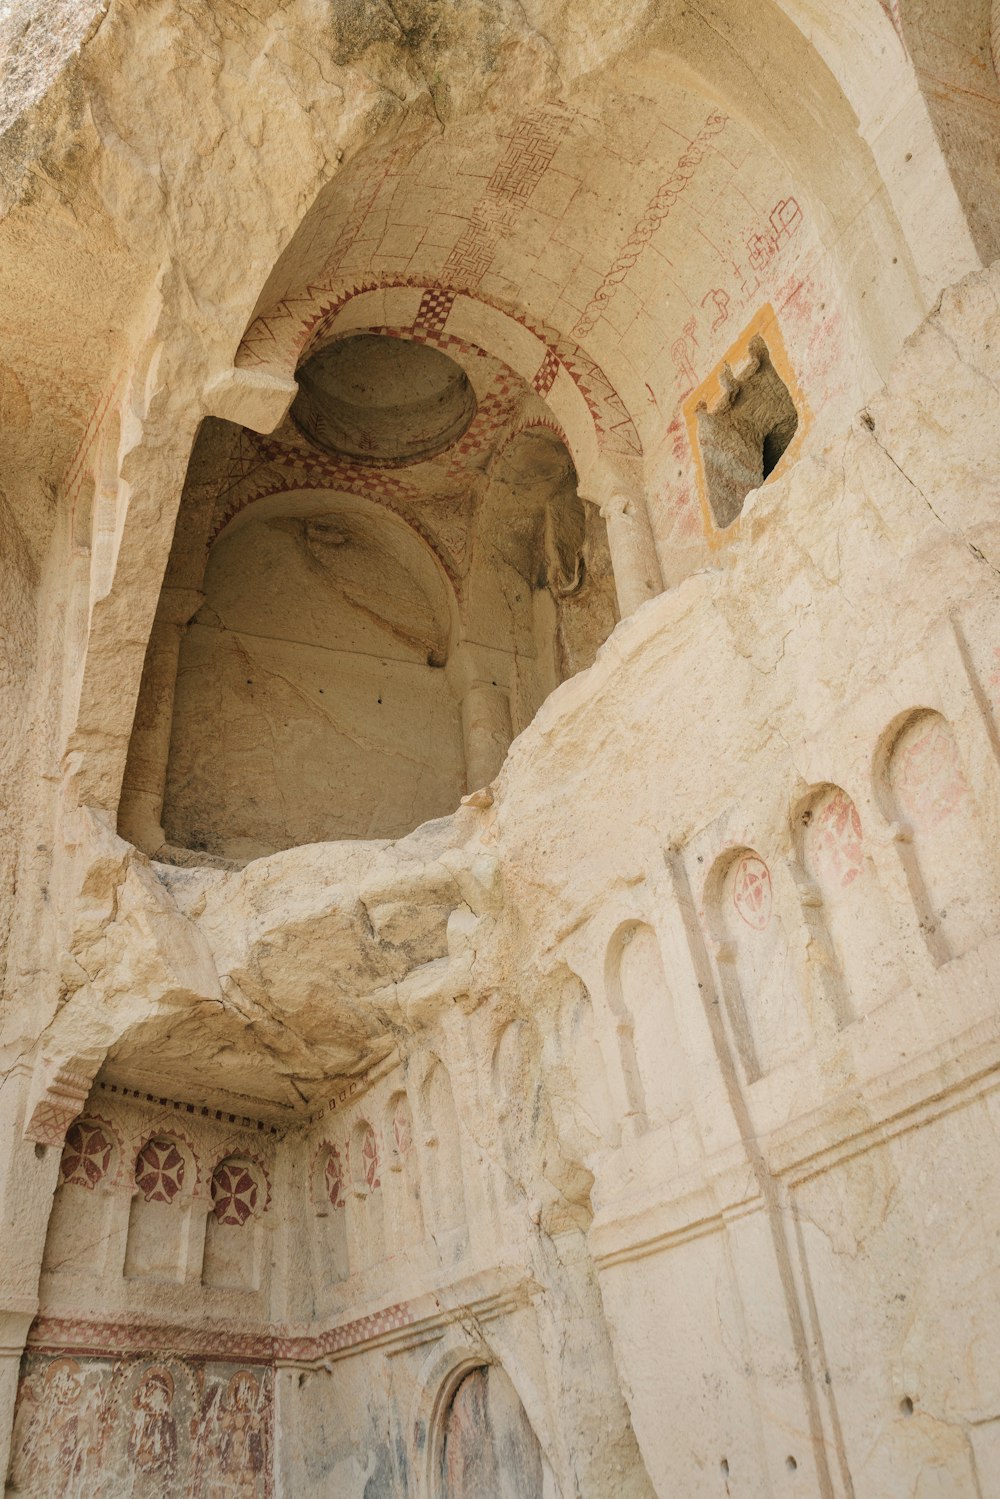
[3,1,1000,1495]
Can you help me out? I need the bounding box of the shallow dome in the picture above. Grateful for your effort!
[292,334,477,464]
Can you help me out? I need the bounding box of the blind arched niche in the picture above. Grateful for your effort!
[162,494,463,860]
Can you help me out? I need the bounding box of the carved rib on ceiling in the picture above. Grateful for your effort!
[236,278,641,461]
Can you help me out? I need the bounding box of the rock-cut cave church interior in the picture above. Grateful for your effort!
[3,0,1000,1494]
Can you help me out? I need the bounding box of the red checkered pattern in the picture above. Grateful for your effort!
[277,1303,415,1362]
[412,287,456,342]
[532,347,561,397]
[28,1300,416,1365]
[205,425,464,592]
[27,1315,277,1362]
[237,275,641,458]
[445,373,522,477]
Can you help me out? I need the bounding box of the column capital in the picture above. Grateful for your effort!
[154,586,205,629]
[577,457,645,514]
[203,365,298,435]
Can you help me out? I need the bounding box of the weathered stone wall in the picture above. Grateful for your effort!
[4,1,1000,1495]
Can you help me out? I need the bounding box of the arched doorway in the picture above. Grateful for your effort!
[441,1365,545,1499]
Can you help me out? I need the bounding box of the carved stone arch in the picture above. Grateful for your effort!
[347,1117,385,1274]
[791,780,872,1026]
[56,1112,123,1191]
[419,1057,467,1238]
[383,1088,423,1250]
[203,1152,270,1292]
[42,1112,125,1279]
[491,1017,537,1207]
[206,1150,271,1221]
[136,480,467,860]
[545,963,618,1164]
[876,706,1000,964]
[124,1128,200,1284]
[128,1125,201,1200]
[308,1137,346,1213]
[603,918,685,1131]
[237,279,643,483]
[411,1341,493,1499]
[702,843,810,1080]
[308,1137,350,1286]
[208,483,462,630]
[410,1334,553,1499]
[483,418,573,482]
[235,281,663,620]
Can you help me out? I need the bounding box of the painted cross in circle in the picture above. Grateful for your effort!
[894,720,968,829]
[134,1138,186,1203]
[811,789,864,890]
[60,1120,113,1189]
[211,1161,260,1226]
[732,854,772,931]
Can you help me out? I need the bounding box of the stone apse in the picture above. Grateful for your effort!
[2,0,1000,1495]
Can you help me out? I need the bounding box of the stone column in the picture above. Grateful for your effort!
[117,585,203,852]
[462,683,513,793]
[447,642,515,794]
[599,492,663,618]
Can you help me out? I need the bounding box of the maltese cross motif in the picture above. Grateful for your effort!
[60,1120,113,1189]
[732,855,772,931]
[134,1138,186,1203]
[211,1161,259,1225]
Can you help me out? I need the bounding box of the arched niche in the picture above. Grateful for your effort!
[605,921,688,1131]
[123,1133,197,1284]
[347,1119,385,1274]
[422,1061,467,1241]
[119,366,623,862]
[240,286,657,617]
[385,1091,424,1253]
[202,1155,268,1292]
[310,1141,350,1287]
[880,709,1000,963]
[440,1364,546,1499]
[704,848,809,1080]
[797,782,906,1018]
[161,492,464,860]
[42,1117,120,1278]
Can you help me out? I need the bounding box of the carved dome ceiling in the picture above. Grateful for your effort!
[292,334,477,465]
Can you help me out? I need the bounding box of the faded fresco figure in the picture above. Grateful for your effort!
[128,1367,178,1494]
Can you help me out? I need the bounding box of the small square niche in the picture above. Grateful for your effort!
[694,334,799,530]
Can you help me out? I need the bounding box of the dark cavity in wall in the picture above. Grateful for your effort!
[696,334,798,528]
